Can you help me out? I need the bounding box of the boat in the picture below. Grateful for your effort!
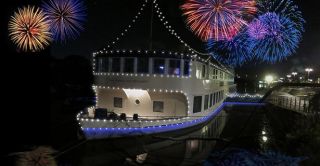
[76,0,236,139]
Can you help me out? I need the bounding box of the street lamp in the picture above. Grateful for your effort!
[265,75,273,87]
[305,68,313,81]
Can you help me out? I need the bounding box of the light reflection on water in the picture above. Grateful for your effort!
[57,105,319,166]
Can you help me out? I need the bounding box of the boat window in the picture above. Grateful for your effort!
[213,93,216,105]
[114,97,122,108]
[111,58,121,72]
[153,101,164,112]
[183,60,190,76]
[209,67,213,79]
[135,99,140,105]
[96,57,108,72]
[124,58,134,73]
[204,95,209,110]
[202,65,206,78]
[193,96,202,113]
[214,69,218,79]
[137,57,149,73]
[210,94,213,107]
[168,59,181,75]
[215,92,218,103]
[221,90,224,100]
[153,59,165,74]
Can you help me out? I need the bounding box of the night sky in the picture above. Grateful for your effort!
[2,0,320,77]
[0,0,319,156]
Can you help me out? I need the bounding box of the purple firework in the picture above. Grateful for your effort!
[42,0,86,42]
[248,19,268,39]
[249,12,302,63]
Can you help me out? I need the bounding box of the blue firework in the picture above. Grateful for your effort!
[257,0,305,33]
[207,30,252,67]
[42,0,86,42]
[249,12,302,63]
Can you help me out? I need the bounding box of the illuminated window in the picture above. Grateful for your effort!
[153,59,165,74]
[168,59,180,75]
[114,97,122,108]
[153,101,164,112]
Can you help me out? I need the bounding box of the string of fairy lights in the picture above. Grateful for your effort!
[93,49,193,79]
[92,86,191,114]
[81,85,228,125]
[78,0,239,135]
[152,0,230,72]
[77,102,265,137]
[227,93,264,98]
[77,100,227,132]
[92,0,232,75]
[103,0,148,51]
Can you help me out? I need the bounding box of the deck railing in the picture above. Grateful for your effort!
[267,95,318,115]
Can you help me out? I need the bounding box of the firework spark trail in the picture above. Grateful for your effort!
[207,29,252,67]
[257,0,305,33]
[181,0,257,41]
[42,0,86,42]
[8,6,52,52]
[247,19,268,39]
[249,12,302,63]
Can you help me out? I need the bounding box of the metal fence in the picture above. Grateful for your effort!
[267,96,314,114]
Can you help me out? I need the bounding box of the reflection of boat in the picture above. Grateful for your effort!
[76,110,228,166]
[76,0,236,139]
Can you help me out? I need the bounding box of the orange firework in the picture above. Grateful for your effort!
[181,0,257,41]
[8,6,52,52]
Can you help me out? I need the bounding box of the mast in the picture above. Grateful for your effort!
[149,1,153,50]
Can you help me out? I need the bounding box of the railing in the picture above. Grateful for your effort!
[267,96,313,114]
[260,83,320,102]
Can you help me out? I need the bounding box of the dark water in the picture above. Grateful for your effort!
[57,105,320,166]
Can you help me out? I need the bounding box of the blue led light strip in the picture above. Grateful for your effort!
[80,102,265,139]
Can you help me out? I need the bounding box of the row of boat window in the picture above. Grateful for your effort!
[112,90,224,114]
[95,57,190,76]
[193,90,224,113]
[113,97,165,112]
[198,64,233,80]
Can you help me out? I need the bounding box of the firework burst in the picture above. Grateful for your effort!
[207,30,252,67]
[42,0,86,42]
[8,6,52,52]
[257,0,305,33]
[247,19,268,39]
[181,0,257,41]
[249,12,302,63]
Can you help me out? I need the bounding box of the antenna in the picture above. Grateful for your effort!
[149,1,153,50]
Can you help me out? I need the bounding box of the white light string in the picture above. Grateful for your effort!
[96,0,148,53]
[152,0,231,73]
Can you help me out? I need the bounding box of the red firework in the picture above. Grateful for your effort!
[181,0,257,41]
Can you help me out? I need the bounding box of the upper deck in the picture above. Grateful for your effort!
[93,50,235,94]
